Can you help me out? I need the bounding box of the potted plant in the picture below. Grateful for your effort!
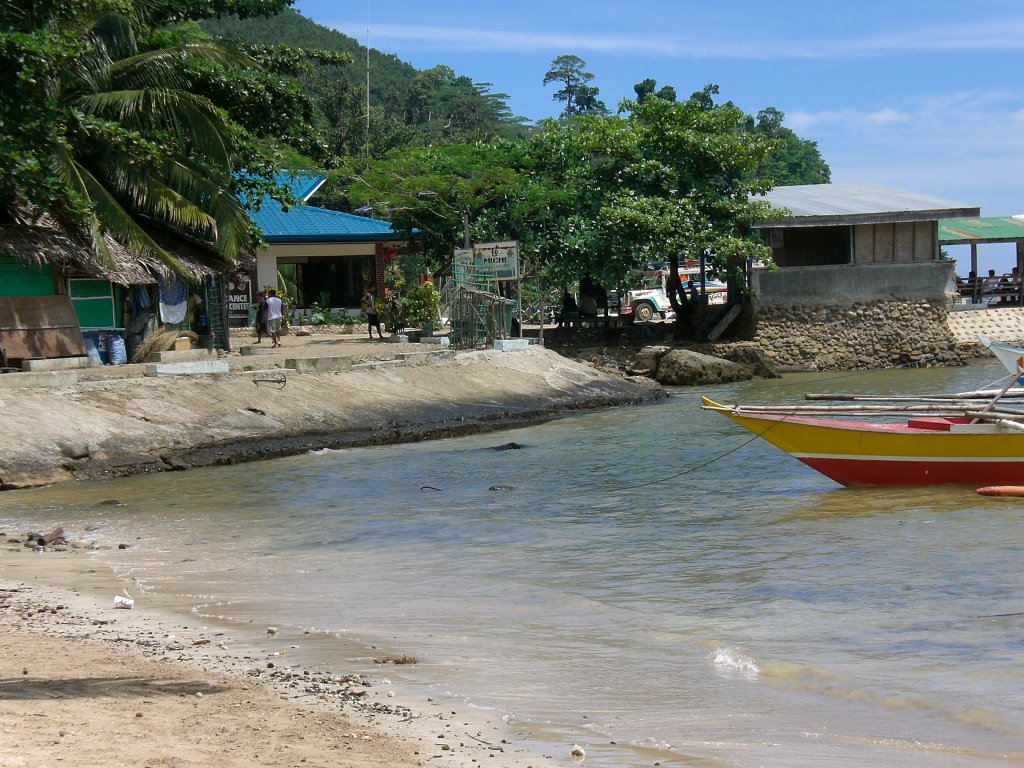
[337,311,358,333]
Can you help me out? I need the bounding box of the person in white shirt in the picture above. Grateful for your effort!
[265,288,284,348]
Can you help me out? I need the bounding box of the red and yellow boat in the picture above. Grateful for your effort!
[701,396,1024,487]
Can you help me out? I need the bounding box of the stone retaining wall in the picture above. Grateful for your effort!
[753,299,973,371]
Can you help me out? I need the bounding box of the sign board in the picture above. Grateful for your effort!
[225,273,252,327]
[473,241,519,281]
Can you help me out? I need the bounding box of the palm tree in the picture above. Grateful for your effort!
[4,0,255,272]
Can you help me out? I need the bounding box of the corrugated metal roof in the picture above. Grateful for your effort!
[250,198,401,242]
[938,216,1024,244]
[274,172,326,203]
[755,183,980,227]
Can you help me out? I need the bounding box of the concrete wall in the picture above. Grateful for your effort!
[752,261,957,306]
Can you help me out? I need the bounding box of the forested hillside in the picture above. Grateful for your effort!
[200,9,417,108]
[200,8,527,152]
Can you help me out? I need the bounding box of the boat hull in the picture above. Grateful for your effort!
[702,397,1024,487]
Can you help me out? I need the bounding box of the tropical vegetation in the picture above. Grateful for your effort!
[0,0,326,271]
[2,0,831,336]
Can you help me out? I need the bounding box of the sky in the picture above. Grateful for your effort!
[296,0,1024,271]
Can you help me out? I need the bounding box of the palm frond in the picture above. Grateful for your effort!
[141,174,219,237]
[164,160,250,263]
[76,89,231,167]
[109,44,255,91]
[76,162,187,275]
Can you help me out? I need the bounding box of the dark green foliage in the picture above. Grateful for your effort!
[634,78,677,104]
[344,86,783,298]
[0,0,303,269]
[200,8,418,114]
[199,9,526,147]
[748,107,831,186]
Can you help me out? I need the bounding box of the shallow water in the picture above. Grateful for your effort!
[4,359,1024,767]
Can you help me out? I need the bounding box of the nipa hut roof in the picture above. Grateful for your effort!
[0,218,221,286]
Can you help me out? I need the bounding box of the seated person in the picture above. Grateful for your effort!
[556,290,578,329]
[578,275,608,316]
[560,290,577,317]
[578,292,598,317]
[982,269,1000,292]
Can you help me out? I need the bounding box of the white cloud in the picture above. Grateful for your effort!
[790,93,1024,215]
[322,17,1024,61]
[864,108,911,126]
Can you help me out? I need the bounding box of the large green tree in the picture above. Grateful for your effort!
[511,87,778,300]
[543,54,607,118]
[342,85,780,314]
[344,142,525,269]
[748,106,830,185]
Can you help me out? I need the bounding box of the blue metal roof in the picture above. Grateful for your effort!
[249,197,401,243]
[274,172,326,203]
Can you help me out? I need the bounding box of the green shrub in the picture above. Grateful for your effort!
[403,281,440,328]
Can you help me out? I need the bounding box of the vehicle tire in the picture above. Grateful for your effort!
[634,301,656,322]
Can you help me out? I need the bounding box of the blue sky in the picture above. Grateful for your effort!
[296,0,1024,269]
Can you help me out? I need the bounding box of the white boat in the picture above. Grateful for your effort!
[978,334,1024,375]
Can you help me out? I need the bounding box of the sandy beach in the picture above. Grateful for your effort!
[1,531,562,768]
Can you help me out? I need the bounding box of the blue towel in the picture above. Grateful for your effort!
[159,276,187,324]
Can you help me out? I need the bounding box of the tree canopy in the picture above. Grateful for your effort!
[543,54,608,118]
[748,107,831,185]
[0,0,336,271]
[2,0,828,301]
[343,84,781,301]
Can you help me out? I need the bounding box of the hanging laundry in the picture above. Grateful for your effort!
[158,276,187,323]
[133,284,151,315]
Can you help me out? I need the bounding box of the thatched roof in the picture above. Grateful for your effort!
[0,219,223,285]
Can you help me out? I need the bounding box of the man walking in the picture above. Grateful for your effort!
[265,288,284,348]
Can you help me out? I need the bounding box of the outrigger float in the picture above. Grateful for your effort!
[701,335,1024,488]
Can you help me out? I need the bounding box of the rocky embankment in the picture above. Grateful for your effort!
[0,346,663,490]
[754,299,974,370]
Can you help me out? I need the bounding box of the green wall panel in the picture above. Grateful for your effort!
[69,279,120,329]
[0,253,55,296]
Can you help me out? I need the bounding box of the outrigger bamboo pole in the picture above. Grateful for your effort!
[805,389,1024,402]
[720,403,1024,423]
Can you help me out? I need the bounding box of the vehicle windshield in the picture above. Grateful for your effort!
[641,276,662,290]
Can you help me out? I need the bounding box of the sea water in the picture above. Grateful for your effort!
[3,359,1024,767]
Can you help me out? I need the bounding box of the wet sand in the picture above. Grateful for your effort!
[1,532,561,768]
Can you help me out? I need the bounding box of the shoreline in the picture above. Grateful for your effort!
[1,534,563,768]
[0,343,664,490]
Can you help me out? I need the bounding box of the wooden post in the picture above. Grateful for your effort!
[1017,240,1024,305]
[971,243,980,302]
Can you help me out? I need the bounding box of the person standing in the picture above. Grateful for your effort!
[254,291,268,343]
[362,283,384,340]
[265,288,284,348]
